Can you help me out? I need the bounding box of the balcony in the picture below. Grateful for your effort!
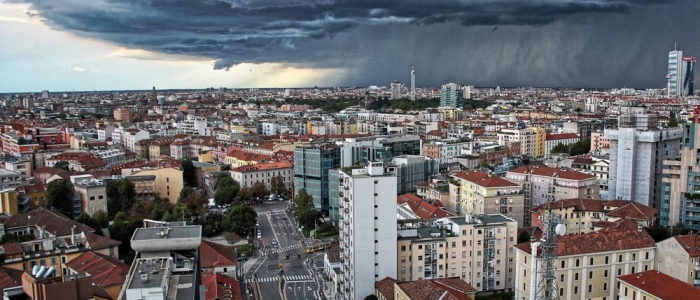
[694,278,700,286]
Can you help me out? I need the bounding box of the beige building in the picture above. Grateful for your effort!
[655,235,700,287]
[497,128,537,157]
[531,199,657,235]
[229,161,292,189]
[590,131,610,152]
[122,167,183,204]
[452,171,526,227]
[514,228,656,300]
[73,178,107,216]
[124,175,157,201]
[396,215,518,293]
[617,270,700,300]
[113,107,133,122]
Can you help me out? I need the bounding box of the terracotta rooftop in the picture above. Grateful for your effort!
[397,278,477,300]
[201,272,243,300]
[673,235,700,257]
[0,266,22,298]
[617,270,700,299]
[375,277,396,300]
[605,201,657,220]
[65,251,130,287]
[397,193,454,219]
[199,240,236,269]
[2,207,94,237]
[509,165,596,181]
[453,171,520,188]
[545,133,580,140]
[230,161,292,173]
[515,228,655,257]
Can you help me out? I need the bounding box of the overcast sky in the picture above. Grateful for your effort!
[1,0,698,92]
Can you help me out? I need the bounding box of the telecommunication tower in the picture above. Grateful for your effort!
[530,200,566,300]
[410,67,415,101]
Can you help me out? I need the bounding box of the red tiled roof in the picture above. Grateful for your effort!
[15,184,46,195]
[85,232,121,250]
[453,171,520,188]
[201,272,243,300]
[572,157,596,165]
[375,277,396,300]
[606,202,657,220]
[545,133,579,140]
[509,165,595,180]
[617,270,700,299]
[0,266,22,298]
[65,251,129,287]
[515,229,655,256]
[397,193,454,219]
[230,161,292,173]
[32,166,66,175]
[533,198,606,212]
[673,235,700,257]
[2,207,94,236]
[397,278,477,300]
[199,240,236,269]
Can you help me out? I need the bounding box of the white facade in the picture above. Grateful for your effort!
[338,163,397,300]
[174,115,208,136]
[668,49,683,97]
[545,135,580,158]
[605,114,682,208]
[96,125,115,141]
[497,129,537,157]
[124,130,150,152]
[229,162,293,189]
[261,122,278,136]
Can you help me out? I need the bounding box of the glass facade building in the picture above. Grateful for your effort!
[294,146,341,212]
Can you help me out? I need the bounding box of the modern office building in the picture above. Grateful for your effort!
[339,135,422,168]
[338,162,398,300]
[410,67,415,101]
[661,119,700,229]
[683,56,695,96]
[294,145,341,211]
[396,215,518,293]
[439,83,463,108]
[390,155,438,194]
[605,114,682,209]
[668,48,696,97]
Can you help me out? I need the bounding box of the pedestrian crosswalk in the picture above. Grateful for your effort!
[268,243,303,254]
[245,275,313,283]
[261,209,286,215]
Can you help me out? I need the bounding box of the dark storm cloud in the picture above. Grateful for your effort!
[14,0,697,87]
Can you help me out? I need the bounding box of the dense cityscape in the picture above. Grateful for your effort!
[0,46,696,300]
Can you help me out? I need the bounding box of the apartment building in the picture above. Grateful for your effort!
[497,129,536,158]
[530,127,546,158]
[655,235,700,287]
[396,215,518,293]
[617,270,700,300]
[0,168,22,190]
[606,114,682,208]
[123,175,156,201]
[661,121,700,230]
[422,141,469,164]
[73,177,107,216]
[230,161,293,189]
[514,228,656,300]
[530,198,657,235]
[506,165,599,227]
[338,162,398,300]
[122,167,183,204]
[452,171,526,228]
[590,131,610,152]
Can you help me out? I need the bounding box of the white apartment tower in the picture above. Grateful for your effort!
[338,162,398,300]
[605,114,682,209]
[390,81,402,100]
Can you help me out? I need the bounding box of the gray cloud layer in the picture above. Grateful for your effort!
[15,0,699,87]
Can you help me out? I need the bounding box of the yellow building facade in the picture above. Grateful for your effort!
[530,127,546,158]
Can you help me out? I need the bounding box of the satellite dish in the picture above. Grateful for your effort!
[555,224,567,236]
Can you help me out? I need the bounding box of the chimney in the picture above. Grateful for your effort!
[71,226,76,245]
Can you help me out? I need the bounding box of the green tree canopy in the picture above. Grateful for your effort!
[569,139,591,156]
[551,143,570,154]
[250,181,269,199]
[671,222,691,236]
[106,179,136,220]
[181,159,197,187]
[293,188,321,229]
[53,161,70,171]
[46,178,74,218]
[669,118,679,128]
[270,175,287,195]
[215,185,239,205]
[222,204,258,236]
[517,231,531,244]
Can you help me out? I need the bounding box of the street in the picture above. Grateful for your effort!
[244,201,323,300]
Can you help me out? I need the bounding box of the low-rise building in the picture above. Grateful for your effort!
[229,161,292,189]
[545,133,580,158]
[514,228,656,300]
[617,270,700,300]
[655,235,700,287]
[73,177,107,216]
[122,167,183,204]
[0,169,22,190]
[393,278,478,300]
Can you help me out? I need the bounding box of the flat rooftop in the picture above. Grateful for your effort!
[127,257,169,290]
[132,226,201,241]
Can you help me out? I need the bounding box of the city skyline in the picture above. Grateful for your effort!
[1,0,699,92]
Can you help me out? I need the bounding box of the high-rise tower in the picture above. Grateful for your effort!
[683,56,695,96]
[667,46,695,97]
[410,66,415,101]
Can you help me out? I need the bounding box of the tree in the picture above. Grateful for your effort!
[215,173,236,190]
[237,186,252,202]
[106,179,137,220]
[671,222,691,236]
[178,186,195,203]
[517,231,531,244]
[270,175,286,195]
[181,159,197,187]
[551,143,569,154]
[293,188,314,218]
[17,137,27,145]
[364,295,378,300]
[215,185,239,205]
[222,204,258,236]
[250,181,269,199]
[53,161,70,171]
[46,179,74,218]
[645,225,670,242]
[108,216,143,262]
[569,139,591,156]
[669,118,679,128]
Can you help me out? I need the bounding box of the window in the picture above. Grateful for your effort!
[603,283,608,291]
[632,253,636,261]
[401,246,406,251]
[51,257,56,265]
[575,259,580,267]
[605,256,609,264]
[561,260,565,268]
[645,252,649,260]
[574,273,579,281]
[560,274,564,282]
[589,271,593,279]
[166,177,169,183]
[618,268,622,276]
[588,285,592,293]
[574,286,578,295]
[418,256,423,261]
[604,270,608,278]
[589,257,594,265]
[619,254,623,262]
